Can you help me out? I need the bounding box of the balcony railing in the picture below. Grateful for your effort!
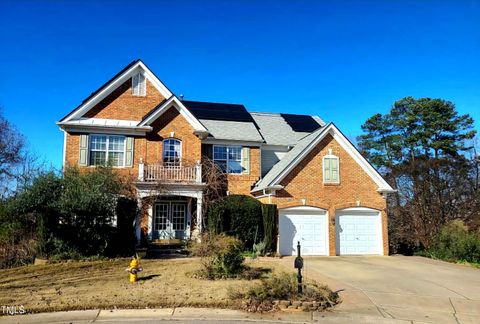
[138,159,202,184]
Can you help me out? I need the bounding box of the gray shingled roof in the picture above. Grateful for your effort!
[251,112,323,146]
[251,112,308,146]
[253,125,330,192]
[199,119,264,142]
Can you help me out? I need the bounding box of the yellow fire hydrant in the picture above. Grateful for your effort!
[126,256,143,283]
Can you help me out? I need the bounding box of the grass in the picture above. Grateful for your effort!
[415,251,480,269]
[456,259,480,268]
[0,257,284,314]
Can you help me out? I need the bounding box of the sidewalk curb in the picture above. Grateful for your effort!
[0,307,412,324]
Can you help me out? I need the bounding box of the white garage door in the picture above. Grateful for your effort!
[336,208,383,255]
[279,207,328,256]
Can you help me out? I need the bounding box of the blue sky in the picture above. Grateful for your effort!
[1,0,479,168]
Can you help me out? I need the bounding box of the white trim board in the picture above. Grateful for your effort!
[202,139,263,146]
[57,123,152,136]
[62,60,173,123]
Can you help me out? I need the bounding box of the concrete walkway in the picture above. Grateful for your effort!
[275,255,480,324]
[0,307,413,323]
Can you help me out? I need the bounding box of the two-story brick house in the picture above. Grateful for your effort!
[57,60,394,256]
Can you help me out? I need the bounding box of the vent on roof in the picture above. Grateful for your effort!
[281,114,321,132]
[132,72,146,96]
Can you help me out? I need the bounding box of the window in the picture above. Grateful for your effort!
[154,203,168,231]
[213,146,242,174]
[89,135,126,167]
[163,139,181,166]
[132,72,146,96]
[323,155,339,184]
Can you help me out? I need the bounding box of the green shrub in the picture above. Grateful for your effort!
[253,241,267,257]
[190,233,245,279]
[261,204,276,254]
[1,166,136,265]
[428,220,480,263]
[206,195,263,248]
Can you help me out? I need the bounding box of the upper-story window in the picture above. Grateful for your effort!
[163,138,181,166]
[132,72,146,96]
[323,154,339,184]
[89,135,126,167]
[213,145,242,174]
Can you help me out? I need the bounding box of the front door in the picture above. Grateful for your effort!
[153,202,186,239]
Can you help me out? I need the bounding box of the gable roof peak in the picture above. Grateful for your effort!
[59,59,173,123]
[138,95,208,133]
[252,123,394,194]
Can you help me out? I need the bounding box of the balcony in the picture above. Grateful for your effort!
[138,160,202,184]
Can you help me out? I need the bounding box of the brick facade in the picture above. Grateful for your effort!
[61,65,389,255]
[225,147,261,195]
[256,134,388,255]
[84,79,165,121]
[140,107,202,165]
[65,77,202,172]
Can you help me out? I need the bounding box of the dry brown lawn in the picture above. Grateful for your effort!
[0,257,287,313]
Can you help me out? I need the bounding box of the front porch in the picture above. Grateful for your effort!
[135,184,204,245]
[135,159,205,244]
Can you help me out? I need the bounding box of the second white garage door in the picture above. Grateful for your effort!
[279,207,328,256]
[336,208,383,255]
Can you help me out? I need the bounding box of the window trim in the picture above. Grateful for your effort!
[213,145,243,174]
[323,154,340,184]
[162,138,182,166]
[88,134,127,167]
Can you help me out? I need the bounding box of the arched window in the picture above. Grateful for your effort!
[163,138,181,166]
[323,154,339,184]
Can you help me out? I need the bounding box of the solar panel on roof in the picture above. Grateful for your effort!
[280,114,321,132]
[182,100,255,123]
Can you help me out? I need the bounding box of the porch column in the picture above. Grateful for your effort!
[138,158,145,181]
[195,160,202,183]
[196,194,203,236]
[147,203,153,241]
[135,197,142,244]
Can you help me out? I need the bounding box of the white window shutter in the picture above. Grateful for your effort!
[241,147,250,174]
[125,137,134,167]
[324,158,331,181]
[331,158,339,182]
[79,134,89,166]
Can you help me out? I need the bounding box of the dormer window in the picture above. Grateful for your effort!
[132,72,146,96]
[323,154,339,184]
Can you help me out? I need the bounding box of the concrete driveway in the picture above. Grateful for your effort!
[289,255,480,324]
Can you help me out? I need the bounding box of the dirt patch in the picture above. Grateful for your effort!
[0,257,284,314]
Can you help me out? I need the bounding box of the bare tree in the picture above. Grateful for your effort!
[0,107,26,197]
[200,157,227,228]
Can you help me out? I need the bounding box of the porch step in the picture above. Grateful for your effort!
[145,240,188,258]
[146,248,188,259]
[150,239,183,246]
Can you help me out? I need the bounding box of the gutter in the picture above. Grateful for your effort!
[250,184,284,195]
[377,188,397,194]
[56,122,153,135]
